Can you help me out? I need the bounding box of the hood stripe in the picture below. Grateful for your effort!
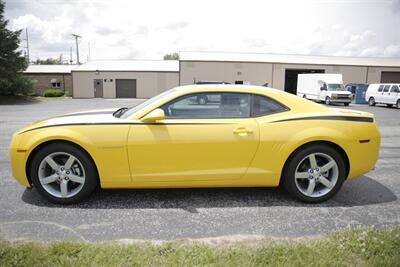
[55,111,115,118]
[271,115,373,123]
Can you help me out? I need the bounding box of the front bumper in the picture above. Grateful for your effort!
[330,97,352,103]
[9,133,31,187]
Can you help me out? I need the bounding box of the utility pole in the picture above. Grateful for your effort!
[69,47,73,64]
[87,42,91,61]
[23,28,30,64]
[72,34,81,64]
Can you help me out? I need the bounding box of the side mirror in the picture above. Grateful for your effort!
[320,86,326,91]
[141,108,165,123]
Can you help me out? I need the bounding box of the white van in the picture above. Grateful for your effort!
[297,74,352,105]
[365,83,400,108]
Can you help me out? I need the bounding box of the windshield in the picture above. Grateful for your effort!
[120,88,176,119]
[327,84,345,91]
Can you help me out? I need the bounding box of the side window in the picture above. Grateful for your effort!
[252,94,288,117]
[161,93,251,119]
[383,85,391,92]
[391,85,400,93]
[378,85,384,92]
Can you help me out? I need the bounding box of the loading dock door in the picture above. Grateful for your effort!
[284,69,324,94]
[116,79,137,98]
[94,79,103,98]
[381,72,400,83]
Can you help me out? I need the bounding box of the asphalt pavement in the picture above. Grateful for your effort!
[0,97,399,241]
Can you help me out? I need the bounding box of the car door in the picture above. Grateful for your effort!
[387,85,399,104]
[127,92,260,182]
[380,85,391,103]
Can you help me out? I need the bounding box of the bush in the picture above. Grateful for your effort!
[43,89,65,97]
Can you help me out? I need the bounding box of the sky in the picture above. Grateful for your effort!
[4,0,400,63]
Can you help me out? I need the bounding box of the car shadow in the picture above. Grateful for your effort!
[22,175,397,212]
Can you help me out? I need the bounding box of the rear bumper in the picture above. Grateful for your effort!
[346,131,380,179]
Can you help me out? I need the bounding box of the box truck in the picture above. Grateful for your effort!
[297,74,352,105]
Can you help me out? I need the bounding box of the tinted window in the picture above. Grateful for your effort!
[161,93,251,119]
[383,85,391,92]
[252,94,288,117]
[391,85,400,93]
[378,85,384,92]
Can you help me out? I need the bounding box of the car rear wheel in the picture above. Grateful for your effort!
[368,97,376,106]
[325,97,331,105]
[282,144,346,203]
[30,143,98,204]
[397,100,400,109]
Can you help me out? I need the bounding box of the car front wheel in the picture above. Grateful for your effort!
[282,144,346,203]
[325,97,331,105]
[30,142,98,204]
[368,97,376,106]
[397,100,400,109]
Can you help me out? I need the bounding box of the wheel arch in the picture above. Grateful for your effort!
[279,140,350,186]
[25,139,99,186]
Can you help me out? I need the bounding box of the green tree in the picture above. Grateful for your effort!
[35,58,61,65]
[0,0,34,95]
[163,52,179,60]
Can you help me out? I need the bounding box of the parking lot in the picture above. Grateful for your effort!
[0,98,399,241]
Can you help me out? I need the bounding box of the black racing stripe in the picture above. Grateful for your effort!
[19,122,234,134]
[271,116,374,123]
[55,111,115,117]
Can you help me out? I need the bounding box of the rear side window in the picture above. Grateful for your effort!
[391,85,400,93]
[383,85,391,92]
[252,94,288,117]
[378,85,384,92]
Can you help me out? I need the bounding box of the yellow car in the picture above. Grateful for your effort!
[9,85,380,204]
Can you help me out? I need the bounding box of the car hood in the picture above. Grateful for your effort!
[16,108,129,134]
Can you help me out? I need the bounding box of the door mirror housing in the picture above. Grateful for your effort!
[141,108,165,123]
[320,86,327,91]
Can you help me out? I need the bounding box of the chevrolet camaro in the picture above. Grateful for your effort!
[9,85,380,204]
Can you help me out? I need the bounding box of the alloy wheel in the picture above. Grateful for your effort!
[38,152,86,198]
[294,152,339,198]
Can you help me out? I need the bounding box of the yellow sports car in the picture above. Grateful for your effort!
[9,85,380,204]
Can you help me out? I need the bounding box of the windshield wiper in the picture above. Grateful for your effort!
[113,107,129,118]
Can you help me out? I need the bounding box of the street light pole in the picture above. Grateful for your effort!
[72,34,81,64]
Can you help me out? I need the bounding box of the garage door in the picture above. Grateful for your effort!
[381,72,400,83]
[116,79,136,98]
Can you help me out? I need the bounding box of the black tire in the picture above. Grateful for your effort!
[281,144,346,203]
[397,100,400,109]
[344,103,350,106]
[368,97,376,106]
[325,97,331,105]
[303,94,307,99]
[30,142,98,204]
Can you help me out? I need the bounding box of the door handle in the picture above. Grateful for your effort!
[233,127,253,136]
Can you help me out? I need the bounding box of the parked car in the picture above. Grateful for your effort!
[297,74,352,105]
[9,85,380,204]
[345,83,369,104]
[365,83,400,108]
